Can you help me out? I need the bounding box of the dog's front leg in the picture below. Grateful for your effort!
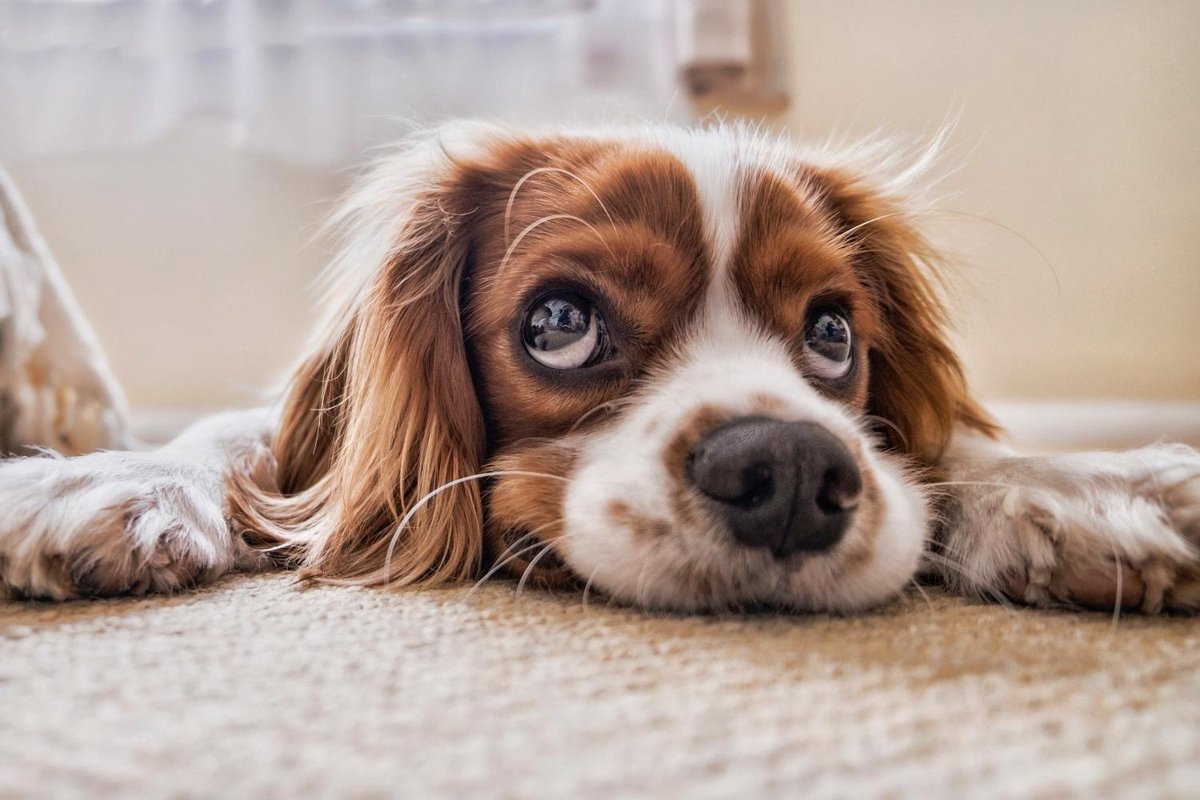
[930,429,1200,613]
[0,408,277,600]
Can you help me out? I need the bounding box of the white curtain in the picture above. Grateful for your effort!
[0,0,781,165]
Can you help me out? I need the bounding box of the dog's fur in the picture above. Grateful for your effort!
[2,123,1199,613]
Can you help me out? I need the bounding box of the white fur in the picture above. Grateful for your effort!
[661,127,742,285]
[562,290,927,613]
[0,410,274,599]
[935,429,1200,612]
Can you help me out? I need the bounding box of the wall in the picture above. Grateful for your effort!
[8,126,340,409]
[779,0,1200,401]
[7,1,1199,410]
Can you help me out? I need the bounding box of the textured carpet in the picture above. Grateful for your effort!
[2,575,1198,799]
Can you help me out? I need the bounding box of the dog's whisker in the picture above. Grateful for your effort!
[909,577,936,613]
[925,208,1061,297]
[632,552,660,614]
[1076,520,1131,630]
[467,543,549,601]
[920,547,974,576]
[581,564,603,612]
[921,534,974,567]
[919,549,971,582]
[498,213,616,279]
[516,539,564,597]
[477,526,583,604]
[504,166,617,246]
[831,210,914,246]
[383,470,569,587]
[495,523,554,560]
[568,400,627,434]
[859,414,910,452]
[923,550,1017,611]
[1111,536,1124,631]
[466,533,543,599]
[922,480,1022,490]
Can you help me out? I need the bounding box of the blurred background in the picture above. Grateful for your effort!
[1,0,1197,442]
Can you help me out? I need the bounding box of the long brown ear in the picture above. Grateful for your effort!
[230,134,487,587]
[813,167,999,466]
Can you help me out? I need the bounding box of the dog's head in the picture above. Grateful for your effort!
[233,122,995,612]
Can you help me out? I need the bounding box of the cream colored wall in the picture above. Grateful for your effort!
[9,128,341,409]
[7,1,1199,409]
[779,0,1200,401]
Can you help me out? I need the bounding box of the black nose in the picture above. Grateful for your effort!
[685,417,862,557]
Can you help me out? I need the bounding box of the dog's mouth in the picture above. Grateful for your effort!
[493,522,855,612]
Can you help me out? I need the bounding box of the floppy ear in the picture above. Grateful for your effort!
[813,167,999,466]
[230,138,488,587]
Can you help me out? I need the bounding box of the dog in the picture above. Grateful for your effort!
[1,122,1198,613]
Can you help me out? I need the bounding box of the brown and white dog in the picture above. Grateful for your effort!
[2,122,1198,613]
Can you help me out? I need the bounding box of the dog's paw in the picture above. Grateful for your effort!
[938,443,1200,614]
[0,450,264,600]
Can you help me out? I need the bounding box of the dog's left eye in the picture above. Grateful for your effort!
[523,293,611,370]
[803,308,853,380]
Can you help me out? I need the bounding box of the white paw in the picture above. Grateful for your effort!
[0,449,265,599]
[939,443,1200,614]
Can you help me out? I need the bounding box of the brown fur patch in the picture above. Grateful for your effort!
[731,170,878,409]
[661,404,735,484]
[748,393,789,416]
[606,500,671,541]
[728,164,999,464]
[484,439,580,588]
[463,147,710,445]
[661,403,738,537]
[801,167,999,464]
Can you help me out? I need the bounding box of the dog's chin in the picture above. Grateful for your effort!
[555,456,928,615]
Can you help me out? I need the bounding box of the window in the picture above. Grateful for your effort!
[0,0,786,164]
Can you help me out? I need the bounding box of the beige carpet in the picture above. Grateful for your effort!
[2,575,1198,799]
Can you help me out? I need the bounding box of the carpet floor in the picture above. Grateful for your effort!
[2,574,1198,799]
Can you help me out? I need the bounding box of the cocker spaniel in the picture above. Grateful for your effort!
[2,123,1198,613]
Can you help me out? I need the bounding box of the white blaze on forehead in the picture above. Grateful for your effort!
[659,132,744,309]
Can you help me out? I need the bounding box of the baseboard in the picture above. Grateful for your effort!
[987,401,1200,451]
[129,407,241,445]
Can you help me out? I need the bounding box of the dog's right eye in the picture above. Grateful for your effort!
[803,307,853,381]
[522,293,612,369]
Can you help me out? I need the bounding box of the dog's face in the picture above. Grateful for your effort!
[234,124,994,613]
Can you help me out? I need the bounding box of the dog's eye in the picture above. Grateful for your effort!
[803,308,853,380]
[523,293,610,369]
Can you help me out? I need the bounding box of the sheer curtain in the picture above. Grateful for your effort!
[0,0,784,165]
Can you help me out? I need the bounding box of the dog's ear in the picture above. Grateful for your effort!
[812,167,998,466]
[231,134,489,587]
